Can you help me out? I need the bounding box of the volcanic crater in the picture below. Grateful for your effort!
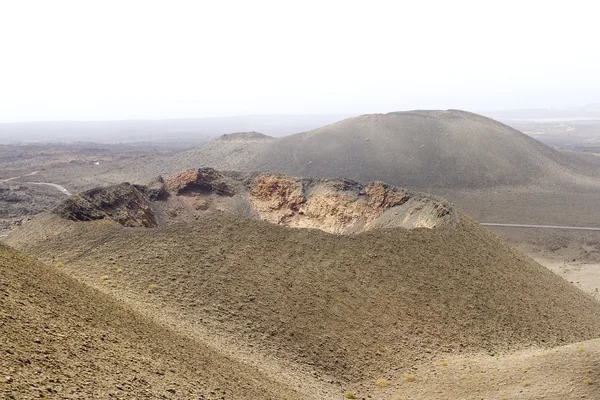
[52,167,459,234]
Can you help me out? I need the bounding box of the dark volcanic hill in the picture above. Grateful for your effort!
[178,110,586,189]
[8,168,600,395]
[23,110,600,202]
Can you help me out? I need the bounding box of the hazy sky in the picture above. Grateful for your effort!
[1,0,598,122]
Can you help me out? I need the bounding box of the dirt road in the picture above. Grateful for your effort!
[0,171,71,195]
[24,182,72,196]
[482,223,600,232]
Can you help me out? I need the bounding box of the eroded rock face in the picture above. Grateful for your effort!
[143,176,168,201]
[247,175,457,234]
[53,183,157,228]
[165,168,234,196]
[250,175,307,216]
[51,168,458,233]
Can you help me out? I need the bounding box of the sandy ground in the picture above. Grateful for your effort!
[485,225,600,299]
[7,213,600,399]
[350,337,600,400]
[9,209,600,398]
[534,257,600,299]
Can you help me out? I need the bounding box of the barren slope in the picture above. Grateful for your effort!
[0,242,306,399]
[349,337,600,399]
[9,204,600,390]
[179,110,595,189]
[174,131,274,172]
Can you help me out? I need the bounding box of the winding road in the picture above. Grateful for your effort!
[0,171,72,196]
[0,170,39,182]
[481,223,600,232]
[24,182,72,196]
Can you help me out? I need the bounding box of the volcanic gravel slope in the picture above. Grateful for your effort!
[0,242,306,399]
[8,205,600,394]
[175,110,592,189]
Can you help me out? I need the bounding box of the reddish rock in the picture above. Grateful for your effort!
[165,168,233,197]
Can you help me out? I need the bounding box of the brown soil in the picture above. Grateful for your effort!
[5,150,600,399]
[9,208,600,395]
[349,337,600,399]
[0,243,305,399]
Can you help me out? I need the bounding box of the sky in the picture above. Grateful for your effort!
[0,0,599,122]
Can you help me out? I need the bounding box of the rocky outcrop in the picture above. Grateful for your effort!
[53,183,157,228]
[142,176,168,201]
[51,168,458,233]
[247,175,457,234]
[250,175,307,215]
[165,168,234,196]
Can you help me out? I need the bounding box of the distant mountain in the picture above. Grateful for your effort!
[0,114,354,144]
[177,110,579,189]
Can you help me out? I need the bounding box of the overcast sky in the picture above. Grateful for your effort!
[1,0,598,122]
